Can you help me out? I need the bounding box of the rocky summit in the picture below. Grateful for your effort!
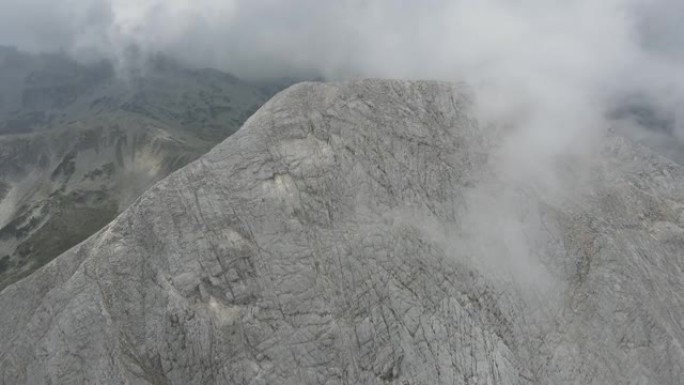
[1,80,683,384]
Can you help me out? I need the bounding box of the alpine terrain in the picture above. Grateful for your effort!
[0,46,280,288]
[1,80,684,384]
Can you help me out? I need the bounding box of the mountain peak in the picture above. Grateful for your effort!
[1,79,683,384]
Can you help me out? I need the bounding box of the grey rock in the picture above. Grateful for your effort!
[1,80,684,384]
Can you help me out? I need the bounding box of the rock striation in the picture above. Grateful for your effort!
[1,80,684,384]
[0,47,276,288]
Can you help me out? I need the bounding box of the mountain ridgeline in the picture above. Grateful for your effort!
[1,80,683,384]
[0,46,284,288]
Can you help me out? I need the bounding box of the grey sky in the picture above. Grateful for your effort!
[0,0,679,78]
[0,0,682,155]
[2,0,683,286]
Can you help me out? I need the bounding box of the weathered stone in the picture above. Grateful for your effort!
[1,80,683,384]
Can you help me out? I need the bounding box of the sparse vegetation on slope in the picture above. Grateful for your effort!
[0,47,283,288]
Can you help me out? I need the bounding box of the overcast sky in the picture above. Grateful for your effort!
[2,0,683,284]
[1,0,682,155]
[0,0,681,79]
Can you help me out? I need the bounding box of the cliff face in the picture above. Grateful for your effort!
[1,80,683,384]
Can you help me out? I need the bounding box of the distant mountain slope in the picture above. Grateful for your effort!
[609,95,684,166]
[0,46,280,288]
[1,80,683,384]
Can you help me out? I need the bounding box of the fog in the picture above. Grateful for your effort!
[1,0,683,290]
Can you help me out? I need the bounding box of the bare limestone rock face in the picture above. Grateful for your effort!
[1,80,684,384]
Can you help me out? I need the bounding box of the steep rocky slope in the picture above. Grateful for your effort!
[0,47,277,288]
[1,80,683,384]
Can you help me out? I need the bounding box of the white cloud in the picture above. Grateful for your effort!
[2,0,683,289]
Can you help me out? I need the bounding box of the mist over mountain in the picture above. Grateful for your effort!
[0,46,283,288]
[0,1,684,384]
[4,0,682,168]
[1,80,684,384]
[3,0,682,192]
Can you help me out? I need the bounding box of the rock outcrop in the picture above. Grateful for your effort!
[1,80,683,384]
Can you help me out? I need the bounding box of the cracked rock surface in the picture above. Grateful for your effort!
[1,80,684,384]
